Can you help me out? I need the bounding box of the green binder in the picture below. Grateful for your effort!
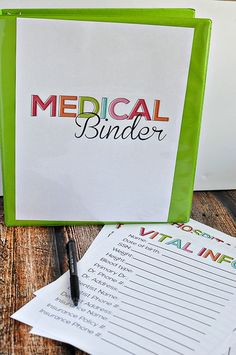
[1,8,196,19]
[0,9,211,226]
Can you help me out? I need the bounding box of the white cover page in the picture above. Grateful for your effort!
[15,18,193,221]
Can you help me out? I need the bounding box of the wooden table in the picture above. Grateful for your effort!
[1,191,236,354]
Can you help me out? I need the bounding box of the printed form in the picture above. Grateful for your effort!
[12,223,236,355]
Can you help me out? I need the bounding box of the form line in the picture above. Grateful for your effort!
[116,309,200,342]
[108,331,159,355]
[120,291,212,326]
[148,243,236,276]
[135,274,225,305]
[110,317,195,351]
[127,263,230,301]
[162,254,236,284]
[123,285,217,319]
[101,338,136,355]
[128,259,234,295]
[120,302,206,334]
[109,322,185,355]
[131,249,236,288]
[128,280,220,313]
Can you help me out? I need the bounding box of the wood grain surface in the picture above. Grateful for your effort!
[0,191,235,355]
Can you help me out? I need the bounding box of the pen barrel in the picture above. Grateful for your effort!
[67,239,80,305]
[67,240,78,276]
[70,274,80,301]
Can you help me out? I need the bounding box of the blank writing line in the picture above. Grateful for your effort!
[131,249,236,288]
[162,254,236,284]
[120,291,212,326]
[117,309,200,343]
[128,259,234,295]
[120,302,206,334]
[109,321,185,355]
[129,263,230,301]
[101,338,136,355]
[129,280,220,313]
[148,243,236,276]
[135,274,226,306]
[110,317,195,351]
[107,331,159,355]
[123,285,216,319]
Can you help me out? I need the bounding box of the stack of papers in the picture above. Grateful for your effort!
[12,220,236,355]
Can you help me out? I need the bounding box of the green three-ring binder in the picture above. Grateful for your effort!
[0,8,211,226]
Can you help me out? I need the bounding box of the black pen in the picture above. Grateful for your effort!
[66,239,80,306]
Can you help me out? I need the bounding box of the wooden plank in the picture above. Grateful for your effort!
[54,225,102,274]
[192,191,236,236]
[213,190,236,221]
[0,198,73,354]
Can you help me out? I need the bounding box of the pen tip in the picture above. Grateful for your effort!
[73,299,79,306]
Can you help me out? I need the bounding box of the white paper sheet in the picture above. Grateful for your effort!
[15,18,194,221]
[12,223,236,355]
[214,332,236,355]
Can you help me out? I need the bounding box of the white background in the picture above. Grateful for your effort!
[16,18,193,221]
[0,0,235,195]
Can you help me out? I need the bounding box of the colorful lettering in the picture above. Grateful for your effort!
[165,239,182,249]
[153,99,169,121]
[139,227,159,240]
[128,99,151,120]
[198,247,207,256]
[182,242,193,253]
[31,95,57,116]
[109,98,130,120]
[100,97,108,119]
[31,95,171,121]
[202,249,221,262]
[59,96,77,117]
[158,234,172,243]
[79,96,100,118]
[217,254,234,264]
